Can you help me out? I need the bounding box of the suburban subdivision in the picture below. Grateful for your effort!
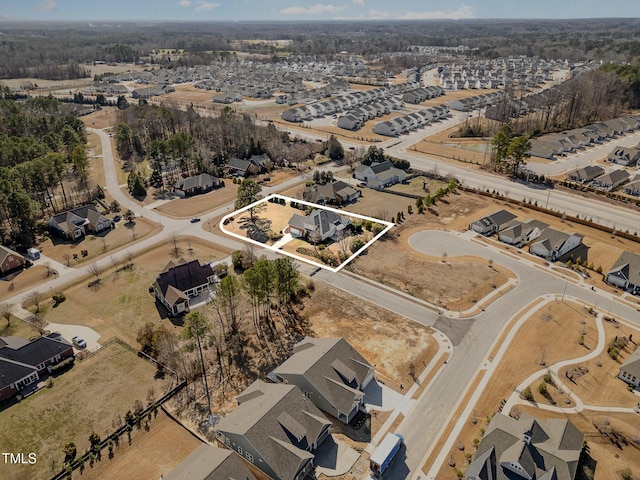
[1,11,640,480]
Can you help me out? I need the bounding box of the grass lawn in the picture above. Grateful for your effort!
[0,341,174,480]
[154,183,239,218]
[387,176,448,197]
[0,266,55,303]
[38,217,162,266]
[77,410,201,480]
[39,237,231,345]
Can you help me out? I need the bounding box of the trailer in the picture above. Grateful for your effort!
[370,433,404,477]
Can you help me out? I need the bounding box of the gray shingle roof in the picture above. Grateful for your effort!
[163,444,257,480]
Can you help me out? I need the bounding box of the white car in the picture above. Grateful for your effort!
[72,336,87,349]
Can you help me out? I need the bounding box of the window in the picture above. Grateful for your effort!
[245,452,254,463]
[238,446,242,455]
[225,437,230,447]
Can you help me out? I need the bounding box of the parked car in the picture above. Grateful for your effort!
[190,217,201,223]
[72,336,87,349]
[113,215,121,222]
[310,267,321,276]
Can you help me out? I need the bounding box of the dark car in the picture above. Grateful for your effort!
[310,267,321,276]
[190,217,201,223]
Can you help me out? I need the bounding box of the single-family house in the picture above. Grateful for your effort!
[618,347,640,388]
[591,169,630,191]
[0,332,75,402]
[466,413,583,480]
[287,209,351,242]
[153,259,217,316]
[48,205,112,240]
[529,228,584,262]
[304,181,360,206]
[354,160,406,189]
[470,210,517,235]
[0,245,24,274]
[623,175,640,196]
[281,109,302,123]
[566,165,605,184]
[498,219,548,245]
[215,380,332,480]
[605,251,640,294]
[607,146,640,167]
[271,337,374,424]
[227,158,257,177]
[163,444,258,480]
[172,173,221,197]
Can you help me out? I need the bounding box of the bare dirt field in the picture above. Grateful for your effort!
[411,119,500,167]
[348,192,514,311]
[154,184,239,218]
[0,341,174,480]
[38,237,231,345]
[306,283,438,392]
[38,216,162,266]
[433,300,599,479]
[77,410,201,480]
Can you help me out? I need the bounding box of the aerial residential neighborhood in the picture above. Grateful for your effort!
[2,6,640,480]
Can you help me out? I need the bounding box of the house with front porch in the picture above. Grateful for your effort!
[215,380,332,480]
[271,337,374,424]
[605,250,640,295]
[354,160,406,189]
[153,259,217,316]
[172,173,221,197]
[529,228,584,261]
[48,205,112,240]
[0,245,24,275]
[619,347,640,388]
[287,209,351,242]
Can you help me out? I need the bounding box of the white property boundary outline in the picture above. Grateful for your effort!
[219,193,395,273]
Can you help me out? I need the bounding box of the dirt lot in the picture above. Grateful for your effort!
[82,106,119,130]
[346,192,514,311]
[306,283,438,392]
[38,216,162,266]
[77,410,201,480]
[0,341,174,480]
[39,237,231,345]
[433,300,598,478]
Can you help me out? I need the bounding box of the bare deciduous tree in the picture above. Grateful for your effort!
[63,254,72,267]
[30,291,42,313]
[0,303,13,327]
[30,313,48,335]
[89,263,103,283]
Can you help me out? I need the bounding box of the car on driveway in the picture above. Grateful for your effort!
[72,336,87,349]
[190,217,201,223]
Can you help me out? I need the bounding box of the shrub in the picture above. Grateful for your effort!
[522,386,534,401]
[350,238,366,254]
[544,371,552,383]
[52,292,66,306]
[371,223,384,235]
[621,468,633,480]
[538,382,547,395]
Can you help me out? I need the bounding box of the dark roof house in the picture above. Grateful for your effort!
[271,337,375,423]
[173,173,221,197]
[48,205,112,240]
[466,413,584,480]
[0,245,24,274]
[287,209,351,242]
[303,180,360,205]
[605,251,640,295]
[152,259,217,316]
[215,380,332,480]
[470,210,517,235]
[163,444,258,480]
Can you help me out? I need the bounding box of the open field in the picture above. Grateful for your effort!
[387,175,449,197]
[38,237,231,345]
[77,410,201,480]
[38,216,162,266]
[306,283,438,392]
[82,106,119,130]
[433,300,599,479]
[154,184,239,218]
[0,341,174,480]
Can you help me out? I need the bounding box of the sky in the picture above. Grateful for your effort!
[2,0,639,22]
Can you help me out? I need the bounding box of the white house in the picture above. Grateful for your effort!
[354,160,406,189]
[605,251,640,294]
[529,228,584,261]
[619,348,640,388]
